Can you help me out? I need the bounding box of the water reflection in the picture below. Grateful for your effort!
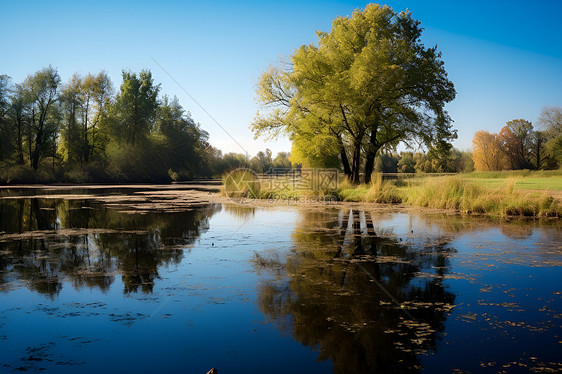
[254,208,457,373]
[0,196,219,297]
[222,204,256,220]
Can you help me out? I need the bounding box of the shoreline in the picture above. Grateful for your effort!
[1,183,560,221]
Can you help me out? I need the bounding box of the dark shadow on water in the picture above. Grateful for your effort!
[253,208,458,373]
[0,194,220,297]
[252,208,562,373]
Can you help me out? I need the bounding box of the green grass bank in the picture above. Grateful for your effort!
[223,170,562,218]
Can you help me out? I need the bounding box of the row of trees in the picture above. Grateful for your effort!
[220,147,473,174]
[385,148,473,173]
[472,110,562,171]
[0,67,218,183]
[219,149,292,173]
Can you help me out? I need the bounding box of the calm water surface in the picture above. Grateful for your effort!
[0,188,561,373]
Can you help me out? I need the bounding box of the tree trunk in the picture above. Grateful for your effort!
[534,142,539,170]
[28,136,32,167]
[337,135,352,178]
[16,115,24,164]
[364,149,375,184]
[363,129,380,184]
[351,141,361,184]
[84,125,90,163]
[83,100,90,164]
[31,127,42,171]
[28,109,34,167]
[32,111,45,171]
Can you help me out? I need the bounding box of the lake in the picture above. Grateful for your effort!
[0,187,561,373]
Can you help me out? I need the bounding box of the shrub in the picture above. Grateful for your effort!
[222,169,262,198]
[3,165,36,184]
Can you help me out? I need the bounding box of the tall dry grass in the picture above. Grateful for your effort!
[404,176,559,217]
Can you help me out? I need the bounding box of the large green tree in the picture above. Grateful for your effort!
[104,70,162,181]
[111,69,160,146]
[58,71,113,166]
[23,66,61,170]
[252,4,456,184]
[156,95,210,178]
[8,84,30,165]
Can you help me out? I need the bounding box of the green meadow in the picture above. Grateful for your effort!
[223,170,562,218]
[335,171,561,217]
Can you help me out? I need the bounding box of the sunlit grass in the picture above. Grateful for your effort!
[222,169,561,218]
[337,174,402,203]
[403,177,559,217]
[335,173,560,217]
[465,169,562,179]
[221,169,262,198]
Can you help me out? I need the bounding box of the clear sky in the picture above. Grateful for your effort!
[1,0,561,157]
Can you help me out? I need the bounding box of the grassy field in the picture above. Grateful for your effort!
[222,170,562,217]
[337,171,561,217]
[468,177,562,191]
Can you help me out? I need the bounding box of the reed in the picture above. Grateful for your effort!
[221,169,262,198]
[404,176,559,217]
[335,174,560,217]
[222,170,561,218]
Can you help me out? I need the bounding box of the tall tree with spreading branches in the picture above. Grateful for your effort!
[252,4,456,184]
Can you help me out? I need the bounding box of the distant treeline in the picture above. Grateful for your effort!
[472,116,562,171]
[221,147,475,174]
[1,67,560,185]
[0,67,295,184]
[0,67,217,183]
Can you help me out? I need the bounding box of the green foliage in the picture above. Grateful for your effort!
[249,149,273,173]
[1,164,36,184]
[397,152,415,173]
[23,66,61,170]
[156,95,210,178]
[211,149,297,177]
[0,163,59,184]
[110,69,160,145]
[273,152,292,169]
[216,152,250,173]
[168,168,193,182]
[57,72,113,167]
[289,133,340,168]
[547,135,562,165]
[253,4,456,184]
[356,148,473,174]
[375,153,399,173]
[105,139,169,182]
[64,164,106,183]
[0,66,220,183]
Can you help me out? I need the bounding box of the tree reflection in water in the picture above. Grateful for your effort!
[0,197,220,297]
[254,208,457,373]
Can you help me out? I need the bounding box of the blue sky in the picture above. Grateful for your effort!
[1,0,561,156]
